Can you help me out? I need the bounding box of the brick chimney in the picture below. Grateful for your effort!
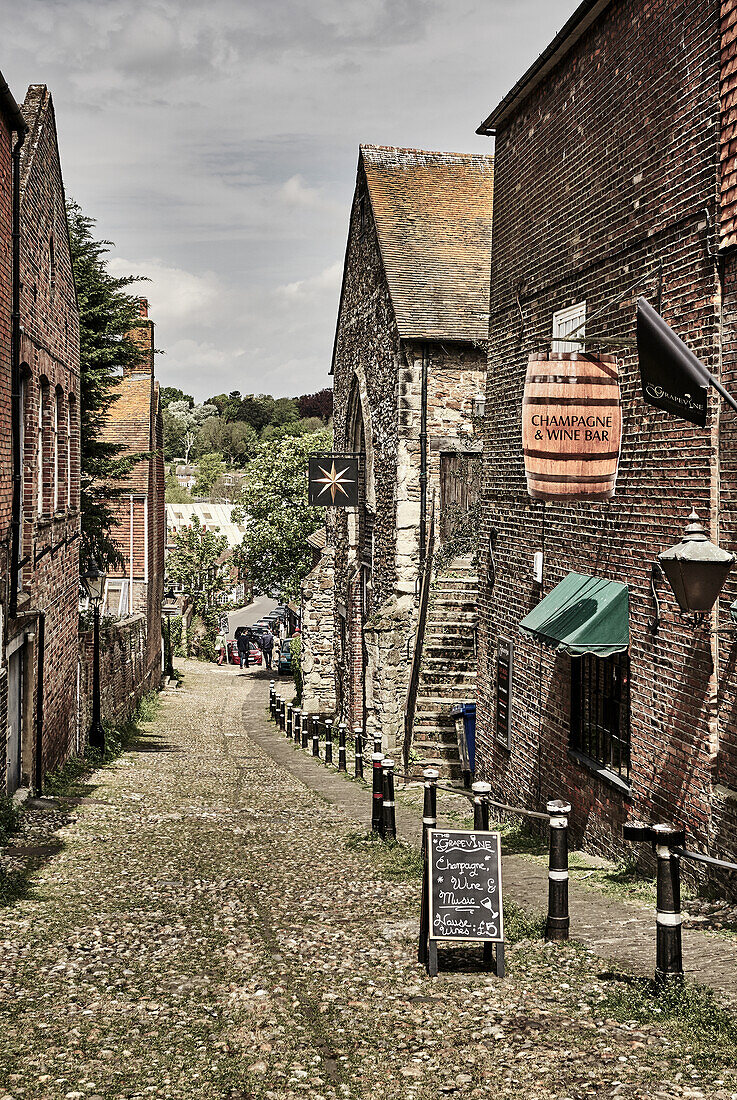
[124,297,155,378]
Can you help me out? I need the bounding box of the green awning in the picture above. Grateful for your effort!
[519,571,629,657]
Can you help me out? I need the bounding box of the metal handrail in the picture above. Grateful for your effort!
[402,494,436,774]
[672,847,737,872]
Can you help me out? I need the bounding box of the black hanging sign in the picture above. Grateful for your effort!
[423,828,504,976]
[496,636,513,747]
[307,454,360,507]
[636,297,709,426]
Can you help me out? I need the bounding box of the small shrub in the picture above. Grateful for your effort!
[169,614,184,657]
[502,897,546,943]
[0,796,21,846]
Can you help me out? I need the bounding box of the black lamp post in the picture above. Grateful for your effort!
[83,558,106,752]
[658,510,735,614]
[162,584,177,680]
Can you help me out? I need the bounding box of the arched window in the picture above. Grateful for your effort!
[53,388,60,512]
[67,395,77,510]
[37,382,45,515]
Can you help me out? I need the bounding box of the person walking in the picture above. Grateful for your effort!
[215,628,227,666]
[261,628,274,671]
[236,628,250,669]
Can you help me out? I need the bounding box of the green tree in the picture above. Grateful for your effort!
[166,516,229,612]
[161,386,193,409]
[67,200,147,572]
[165,469,192,503]
[193,452,225,497]
[233,427,332,600]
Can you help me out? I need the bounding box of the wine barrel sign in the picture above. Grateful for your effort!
[522,352,622,501]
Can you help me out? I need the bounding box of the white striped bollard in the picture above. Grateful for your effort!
[269,681,276,718]
[418,768,438,965]
[293,708,301,745]
[472,781,491,830]
[354,727,363,779]
[324,719,333,765]
[371,751,384,835]
[286,704,293,739]
[373,732,382,757]
[302,714,311,751]
[382,758,396,841]
[545,800,571,941]
[276,697,282,730]
[338,722,347,772]
[653,824,684,983]
[312,717,321,758]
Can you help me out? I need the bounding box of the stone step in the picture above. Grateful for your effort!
[413,741,462,764]
[422,653,476,666]
[419,673,476,689]
[424,646,476,660]
[415,693,475,708]
[413,725,461,744]
[414,708,456,724]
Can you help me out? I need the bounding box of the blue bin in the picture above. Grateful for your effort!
[451,702,476,784]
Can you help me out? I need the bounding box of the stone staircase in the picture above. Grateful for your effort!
[412,558,478,778]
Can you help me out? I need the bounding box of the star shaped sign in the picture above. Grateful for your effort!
[308,456,360,507]
[314,461,355,502]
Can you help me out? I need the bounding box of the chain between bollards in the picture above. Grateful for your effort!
[354,727,363,779]
[545,800,571,941]
[382,758,396,840]
[338,722,347,772]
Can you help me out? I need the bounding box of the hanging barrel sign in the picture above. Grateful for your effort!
[522,351,622,501]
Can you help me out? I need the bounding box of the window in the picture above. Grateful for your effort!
[37,384,45,515]
[570,653,630,784]
[552,301,586,353]
[66,402,71,508]
[53,389,60,511]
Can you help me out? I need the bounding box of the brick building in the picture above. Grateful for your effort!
[474,0,737,879]
[100,298,165,691]
[329,145,493,749]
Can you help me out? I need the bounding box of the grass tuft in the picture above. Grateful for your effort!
[502,897,547,943]
[0,796,21,846]
[345,831,424,880]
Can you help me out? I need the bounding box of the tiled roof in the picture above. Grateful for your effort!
[722,1,737,248]
[166,503,246,549]
[100,376,154,492]
[307,527,327,551]
[360,145,493,343]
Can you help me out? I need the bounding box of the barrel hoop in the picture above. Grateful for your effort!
[528,375,619,387]
[524,448,621,461]
[529,488,614,500]
[523,396,621,407]
[528,471,616,485]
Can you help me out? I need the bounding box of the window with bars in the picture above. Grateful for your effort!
[570,652,631,783]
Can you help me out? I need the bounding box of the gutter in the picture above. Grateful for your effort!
[9,103,27,617]
[476,0,613,136]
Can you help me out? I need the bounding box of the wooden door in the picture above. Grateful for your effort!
[7,647,23,793]
[440,453,481,543]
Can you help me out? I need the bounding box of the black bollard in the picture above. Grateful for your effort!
[354,727,364,779]
[325,719,333,765]
[280,699,286,732]
[302,713,311,751]
[269,681,276,718]
[312,717,321,758]
[276,697,282,730]
[653,824,684,983]
[371,751,385,835]
[545,800,571,942]
[418,768,438,965]
[293,708,301,744]
[382,758,396,841]
[338,723,347,772]
[472,781,491,830]
[374,732,382,758]
[286,704,293,739]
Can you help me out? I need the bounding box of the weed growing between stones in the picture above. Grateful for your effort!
[593,972,737,1068]
[344,831,424,880]
[0,796,21,845]
[502,898,546,943]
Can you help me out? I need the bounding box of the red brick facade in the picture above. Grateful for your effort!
[475,0,737,884]
[100,299,165,690]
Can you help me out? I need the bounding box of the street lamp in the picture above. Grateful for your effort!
[161,584,178,681]
[658,510,735,615]
[472,392,486,419]
[82,558,106,752]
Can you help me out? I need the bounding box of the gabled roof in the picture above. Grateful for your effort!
[476,0,613,135]
[0,71,27,134]
[338,145,493,352]
[100,376,156,492]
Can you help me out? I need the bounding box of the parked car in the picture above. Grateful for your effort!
[278,639,292,674]
[228,639,263,666]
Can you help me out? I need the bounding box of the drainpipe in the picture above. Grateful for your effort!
[9,118,27,618]
[419,344,429,569]
[34,610,45,791]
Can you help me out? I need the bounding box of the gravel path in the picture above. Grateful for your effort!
[0,660,735,1100]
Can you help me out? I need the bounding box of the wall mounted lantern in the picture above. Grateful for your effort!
[472,392,486,419]
[658,511,735,615]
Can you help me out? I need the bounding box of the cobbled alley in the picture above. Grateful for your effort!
[1,661,736,1100]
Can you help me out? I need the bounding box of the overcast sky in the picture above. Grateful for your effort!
[1,0,573,401]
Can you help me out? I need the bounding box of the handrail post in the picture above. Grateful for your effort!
[545,800,571,941]
[653,824,684,983]
[472,781,491,830]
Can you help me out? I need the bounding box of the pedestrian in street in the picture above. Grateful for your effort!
[261,628,274,670]
[215,628,227,666]
[237,629,250,669]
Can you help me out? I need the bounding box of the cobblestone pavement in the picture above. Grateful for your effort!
[0,660,736,1100]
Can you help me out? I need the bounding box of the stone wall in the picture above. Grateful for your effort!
[78,614,160,742]
[301,546,336,716]
[475,0,731,870]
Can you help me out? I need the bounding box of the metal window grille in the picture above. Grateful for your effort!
[570,653,630,782]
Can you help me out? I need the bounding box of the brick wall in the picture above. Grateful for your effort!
[477,0,728,866]
[78,613,160,740]
[7,86,82,783]
[0,101,13,786]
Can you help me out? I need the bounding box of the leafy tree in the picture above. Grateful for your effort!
[162,405,187,461]
[166,515,229,612]
[193,452,225,497]
[67,200,147,573]
[167,400,217,462]
[240,394,275,433]
[298,388,333,421]
[272,396,299,427]
[165,469,192,503]
[161,386,193,409]
[232,427,332,600]
[261,416,324,442]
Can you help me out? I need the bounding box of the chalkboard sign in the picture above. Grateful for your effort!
[496,636,513,747]
[428,828,504,943]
